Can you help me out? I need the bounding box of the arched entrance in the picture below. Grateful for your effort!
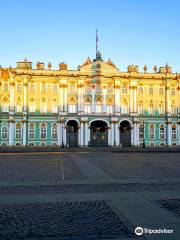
[66,120,78,147]
[120,120,131,147]
[90,120,108,147]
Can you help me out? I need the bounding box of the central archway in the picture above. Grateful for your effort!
[120,120,131,147]
[66,120,78,147]
[90,120,108,147]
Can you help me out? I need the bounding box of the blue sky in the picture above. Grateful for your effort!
[0,0,180,72]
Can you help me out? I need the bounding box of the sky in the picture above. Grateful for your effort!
[0,0,180,72]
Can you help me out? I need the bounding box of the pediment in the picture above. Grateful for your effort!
[79,60,119,74]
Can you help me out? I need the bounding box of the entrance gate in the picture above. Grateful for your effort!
[90,120,108,147]
[66,120,78,147]
[120,120,131,147]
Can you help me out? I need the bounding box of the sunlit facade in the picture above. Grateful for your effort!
[0,53,180,147]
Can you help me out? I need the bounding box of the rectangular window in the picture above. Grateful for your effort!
[139,87,144,96]
[159,87,164,95]
[84,105,91,113]
[16,84,22,92]
[53,85,58,94]
[29,84,35,92]
[122,86,128,94]
[68,105,77,113]
[41,84,46,93]
[149,87,154,95]
[171,87,176,96]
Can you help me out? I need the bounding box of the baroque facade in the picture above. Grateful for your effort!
[0,52,180,147]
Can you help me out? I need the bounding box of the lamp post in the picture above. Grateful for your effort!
[60,117,64,148]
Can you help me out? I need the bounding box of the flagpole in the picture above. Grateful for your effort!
[96,29,98,56]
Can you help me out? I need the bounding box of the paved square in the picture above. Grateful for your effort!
[0,151,180,240]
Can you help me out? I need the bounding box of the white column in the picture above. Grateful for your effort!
[108,125,111,146]
[133,122,138,146]
[9,82,15,112]
[23,82,27,112]
[77,84,81,112]
[81,85,84,112]
[129,86,133,113]
[114,122,119,146]
[80,121,84,146]
[57,122,61,146]
[136,123,139,146]
[87,124,90,145]
[64,85,68,112]
[84,122,88,146]
[166,86,170,115]
[115,86,120,114]
[59,85,63,113]
[166,121,171,146]
[111,122,115,146]
[177,123,180,146]
[133,86,137,113]
[63,123,66,146]
[131,125,134,146]
[9,121,14,146]
[22,121,27,146]
[102,88,107,113]
[92,91,95,113]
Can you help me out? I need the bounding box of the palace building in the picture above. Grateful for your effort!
[0,52,180,147]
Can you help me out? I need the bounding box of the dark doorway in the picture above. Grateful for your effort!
[66,120,78,147]
[90,120,108,147]
[120,120,131,147]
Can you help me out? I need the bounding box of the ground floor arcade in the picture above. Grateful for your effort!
[0,115,179,147]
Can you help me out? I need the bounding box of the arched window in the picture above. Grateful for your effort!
[52,123,58,139]
[159,101,164,115]
[138,101,143,115]
[159,124,165,140]
[15,123,22,140]
[149,124,155,140]
[29,123,35,140]
[172,124,176,140]
[121,99,128,114]
[149,100,154,115]
[1,125,8,140]
[40,123,47,139]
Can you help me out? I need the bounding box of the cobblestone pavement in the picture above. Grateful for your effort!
[87,152,180,182]
[157,199,180,219]
[0,182,180,195]
[0,201,135,240]
[0,152,180,240]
